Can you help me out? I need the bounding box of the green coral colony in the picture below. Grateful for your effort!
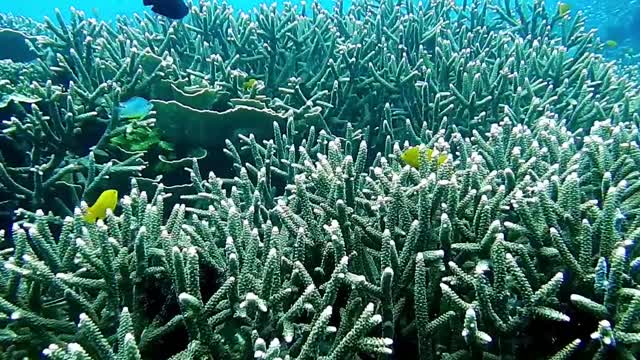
[1,0,640,359]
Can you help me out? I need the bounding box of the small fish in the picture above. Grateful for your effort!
[400,146,448,169]
[143,0,189,20]
[605,40,618,49]
[558,2,571,17]
[243,78,257,91]
[118,97,153,120]
[84,189,118,223]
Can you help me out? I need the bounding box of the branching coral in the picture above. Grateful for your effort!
[0,114,639,359]
[0,85,145,217]
[1,0,637,219]
[32,0,640,141]
[0,0,640,359]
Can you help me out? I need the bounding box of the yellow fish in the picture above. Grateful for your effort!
[605,40,618,49]
[84,189,118,223]
[400,146,448,169]
[558,2,570,17]
[243,78,257,91]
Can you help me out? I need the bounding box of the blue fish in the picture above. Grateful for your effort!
[118,97,153,120]
[144,0,189,20]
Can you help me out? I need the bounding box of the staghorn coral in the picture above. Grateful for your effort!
[0,60,46,108]
[31,0,640,141]
[3,0,635,219]
[0,13,48,37]
[0,85,146,218]
[0,0,637,218]
[0,0,640,359]
[0,114,639,359]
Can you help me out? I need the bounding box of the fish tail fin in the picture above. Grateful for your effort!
[83,210,97,224]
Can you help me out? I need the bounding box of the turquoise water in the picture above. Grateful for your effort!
[3,0,345,20]
[2,1,583,21]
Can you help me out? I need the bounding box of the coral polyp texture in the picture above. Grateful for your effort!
[1,0,640,359]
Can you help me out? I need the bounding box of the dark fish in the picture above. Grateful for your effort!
[143,0,189,20]
[0,29,38,63]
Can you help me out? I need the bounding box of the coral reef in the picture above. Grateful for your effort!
[0,0,639,359]
[2,116,640,359]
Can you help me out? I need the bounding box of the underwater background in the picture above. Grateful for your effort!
[3,0,343,20]
[1,0,640,359]
[4,0,640,78]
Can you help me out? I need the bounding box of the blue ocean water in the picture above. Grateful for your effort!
[2,0,344,20]
[0,0,580,20]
